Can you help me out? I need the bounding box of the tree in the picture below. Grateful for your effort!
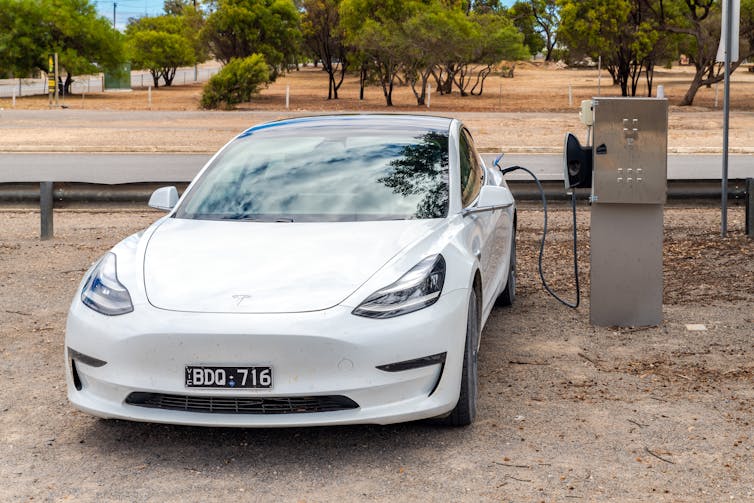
[402,2,474,105]
[510,0,559,60]
[0,1,48,79]
[201,0,301,79]
[530,0,560,61]
[508,2,547,57]
[467,0,504,14]
[301,0,348,99]
[453,12,529,96]
[659,0,754,105]
[340,0,419,106]
[0,0,124,93]
[127,31,195,86]
[126,15,196,87]
[164,0,191,15]
[432,9,528,97]
[558,0,660,96]
[200,53,270,108]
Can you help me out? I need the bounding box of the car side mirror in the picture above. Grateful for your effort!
[463,185,514,216]
[148,186,179,211]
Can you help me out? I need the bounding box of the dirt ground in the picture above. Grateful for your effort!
[3,64,754,155]
[1,61,753,501]
[0,204,752,501]
[5,62,754,113]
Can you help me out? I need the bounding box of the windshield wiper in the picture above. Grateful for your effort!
[224,215,295,222]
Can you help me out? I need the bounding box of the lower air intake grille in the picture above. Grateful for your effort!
[125,392,359,414]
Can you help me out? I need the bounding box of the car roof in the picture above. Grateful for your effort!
[238,114,455,138]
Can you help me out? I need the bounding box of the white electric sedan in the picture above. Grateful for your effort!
[65,114,516,427]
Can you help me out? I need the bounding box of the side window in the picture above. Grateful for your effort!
[459,129,483,207]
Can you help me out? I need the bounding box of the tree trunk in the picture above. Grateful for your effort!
[442,67,454,94]
[470,66,491,96]
[430,67,443,94]
[63,73,73,95]
[607,64,619,86]
[453,64,471,97]
[437,64,456,94]
[150,70,160,88]
[359,65,366,100]
[410,67,432,106]
[378,62,396,106]
[545,45,554,61]
[384,80,393,106]
[163,67,177,86]
[629,59,643,97]
[679,69,705,106]
[332,52,347,100]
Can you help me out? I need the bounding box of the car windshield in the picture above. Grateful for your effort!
[175,124,450,222]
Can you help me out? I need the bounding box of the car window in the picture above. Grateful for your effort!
[176,127,450,222]
[459,129,483,207]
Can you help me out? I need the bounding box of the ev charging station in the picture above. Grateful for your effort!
[564,97,669,327]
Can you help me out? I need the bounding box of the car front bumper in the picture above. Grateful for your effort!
[65,288,470,427]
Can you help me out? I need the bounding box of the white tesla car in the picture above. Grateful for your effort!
[65,114,516,427]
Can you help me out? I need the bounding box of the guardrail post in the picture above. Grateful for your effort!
[40,182,53,240]
[747,178,753,238]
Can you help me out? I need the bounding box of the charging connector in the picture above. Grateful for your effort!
[497,162,581,309]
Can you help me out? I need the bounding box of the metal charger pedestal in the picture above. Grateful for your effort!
[589,98,668,327]
[590,204,663,326]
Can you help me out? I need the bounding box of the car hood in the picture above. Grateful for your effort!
[143,217,444,313]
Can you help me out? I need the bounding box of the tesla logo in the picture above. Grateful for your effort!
[232,294,252,307]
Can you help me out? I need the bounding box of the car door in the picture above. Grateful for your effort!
[458,128,500,312]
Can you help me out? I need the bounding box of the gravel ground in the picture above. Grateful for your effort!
[0,205,752,501]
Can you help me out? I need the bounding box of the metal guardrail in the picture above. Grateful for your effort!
[1,179,750,240]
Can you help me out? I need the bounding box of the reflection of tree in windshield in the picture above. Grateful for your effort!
[378,132,449,219]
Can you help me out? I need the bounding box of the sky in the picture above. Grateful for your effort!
[95,0,166,30]
[95,0,517,32]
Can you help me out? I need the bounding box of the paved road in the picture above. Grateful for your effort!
[0,154,210,184]
[487,154,753,181]
[0,152,750,184]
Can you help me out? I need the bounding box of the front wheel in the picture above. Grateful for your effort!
[436,288,479,427]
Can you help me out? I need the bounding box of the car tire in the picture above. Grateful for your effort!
[436,288,479,427]
[496,231,516,307]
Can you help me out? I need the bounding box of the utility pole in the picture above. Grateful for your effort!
[113,2,117,28]
[193,0,198,81]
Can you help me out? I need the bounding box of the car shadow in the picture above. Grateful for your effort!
[78,409,477,472]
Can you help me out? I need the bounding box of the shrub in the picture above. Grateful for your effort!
[201,54,270,109]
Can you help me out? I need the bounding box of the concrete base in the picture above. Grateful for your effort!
[590,203,663,326]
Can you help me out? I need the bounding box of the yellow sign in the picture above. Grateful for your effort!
[48,54,55,94]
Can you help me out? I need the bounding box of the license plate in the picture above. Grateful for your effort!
[185,366,273,389]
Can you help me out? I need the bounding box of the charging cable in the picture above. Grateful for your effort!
[495,162,581,309]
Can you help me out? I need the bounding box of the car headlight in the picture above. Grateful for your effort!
[81,252,134,316]
[352,255,445,319]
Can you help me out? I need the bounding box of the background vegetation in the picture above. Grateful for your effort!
[1,0,753,108]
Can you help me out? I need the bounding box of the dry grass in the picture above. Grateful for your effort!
[4,62,754,112]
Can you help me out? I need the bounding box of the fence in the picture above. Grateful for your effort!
[0,65,221,98]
